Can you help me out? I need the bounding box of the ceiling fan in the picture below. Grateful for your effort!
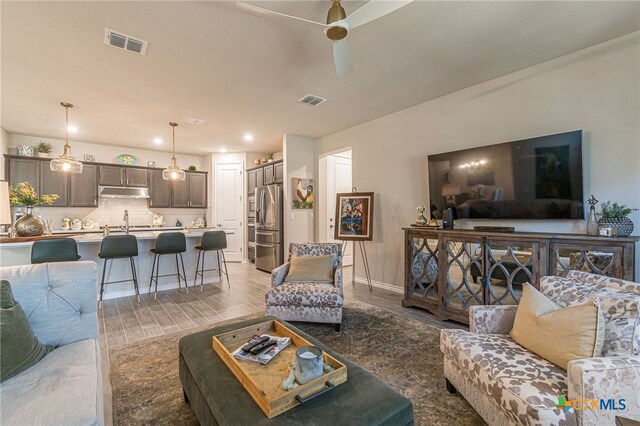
[236,0,414,77]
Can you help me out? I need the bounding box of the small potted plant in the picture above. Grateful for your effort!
[35,141,53,158]
[267,153,274,163]
[598,201,638,237]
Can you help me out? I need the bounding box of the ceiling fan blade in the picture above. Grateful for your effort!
[345,0,414,29]
[332,38,353,78]
[236,1,328,30]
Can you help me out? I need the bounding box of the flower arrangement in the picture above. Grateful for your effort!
[9,182,59,206]
[416,205,426,213]
[599,201,638,219]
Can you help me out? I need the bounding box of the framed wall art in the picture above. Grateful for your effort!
[292,177,314,209]
[334,192,374,241]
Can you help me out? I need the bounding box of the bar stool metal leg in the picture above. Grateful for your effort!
[130,257,140,303]
[179,253,189,294]
[200,251,205,291]
[216,251,222,282]
[194,250,202,290]
[154,254,161,300]
[99,259,108,310]
[221,251,230,288]
[149,253,157,296]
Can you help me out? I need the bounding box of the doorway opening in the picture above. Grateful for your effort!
[319,149,353,266]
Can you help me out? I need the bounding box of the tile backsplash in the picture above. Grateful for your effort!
[18,198,206,231]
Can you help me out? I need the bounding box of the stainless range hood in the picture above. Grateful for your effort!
[98,186,150,199]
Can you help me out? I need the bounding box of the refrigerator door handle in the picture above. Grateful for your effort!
[255,242,274,248]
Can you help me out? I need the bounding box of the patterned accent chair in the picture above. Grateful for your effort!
[265,243,343,331]
[440,270,640,426]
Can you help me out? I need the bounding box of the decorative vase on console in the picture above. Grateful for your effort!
[415,204,428,225]
[586,194,599,236]
[8,182,59,237]
[597,200,638,238]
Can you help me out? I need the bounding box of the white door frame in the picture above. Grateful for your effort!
[319,149,353,266]
[214,161,244,262]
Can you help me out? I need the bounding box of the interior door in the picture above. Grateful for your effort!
[215,162,243,262]
[326,155,353,265]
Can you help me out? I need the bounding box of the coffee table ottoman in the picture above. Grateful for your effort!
[179,316,414,425]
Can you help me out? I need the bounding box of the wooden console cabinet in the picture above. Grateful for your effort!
[403,228,638,324]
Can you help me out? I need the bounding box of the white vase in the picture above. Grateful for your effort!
[37,152,49,158]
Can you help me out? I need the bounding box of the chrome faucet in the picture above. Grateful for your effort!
[123,209,129,235]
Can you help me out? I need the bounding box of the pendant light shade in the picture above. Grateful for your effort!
[50,102,83,173]
[162,122,186,181]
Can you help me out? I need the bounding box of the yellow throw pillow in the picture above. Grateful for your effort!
[285,255,334,283]
[510,284,605,370]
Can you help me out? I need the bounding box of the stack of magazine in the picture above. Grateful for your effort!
[232,334,292,365]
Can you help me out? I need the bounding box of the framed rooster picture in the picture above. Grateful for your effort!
[335,192,374,241]
[292,177,314,209]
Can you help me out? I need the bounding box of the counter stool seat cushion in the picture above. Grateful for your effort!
[31,239,81,264]
[196,231,227,251]
[150,233,186,254]
[98,235,138,259]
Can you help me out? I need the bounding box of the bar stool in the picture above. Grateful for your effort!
[149,232,188,300]
[194,230,230,291]
[97,235,140,309]
[31,238,81,264]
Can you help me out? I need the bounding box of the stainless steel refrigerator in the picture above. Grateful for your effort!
[255,184,284,272]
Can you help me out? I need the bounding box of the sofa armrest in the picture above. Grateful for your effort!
[567,356,640,425]
[334,265,343,291]
[469,305,518,334]
[0,261,99,347]
[271,262,291,287]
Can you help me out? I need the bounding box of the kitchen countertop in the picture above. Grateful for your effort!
[0,227,217,247]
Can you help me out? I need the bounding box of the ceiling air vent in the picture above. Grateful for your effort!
[105,28,148,55]
[184,117,207,125]
[298,94,327,106]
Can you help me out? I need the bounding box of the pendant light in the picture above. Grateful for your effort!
[50,102,83,173]
[162,122,186,181]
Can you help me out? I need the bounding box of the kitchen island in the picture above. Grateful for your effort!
[0,228,223,300]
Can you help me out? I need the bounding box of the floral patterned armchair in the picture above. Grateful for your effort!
[265,243,343,331]
[440,270,640,426]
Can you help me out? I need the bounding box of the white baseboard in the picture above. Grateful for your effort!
[352,275,404,294]
[102,277,222,300]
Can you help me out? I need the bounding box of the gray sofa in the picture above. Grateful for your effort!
[0,261,104,426]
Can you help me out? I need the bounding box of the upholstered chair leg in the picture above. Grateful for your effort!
[445,379,457,394]
[334,323,341,332]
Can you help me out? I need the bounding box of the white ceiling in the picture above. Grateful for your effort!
[1,1,638,155]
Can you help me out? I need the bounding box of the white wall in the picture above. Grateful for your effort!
[6,134,206,171]
[283,135,316,250]
[316,33,640,288]
[0,129,8,180]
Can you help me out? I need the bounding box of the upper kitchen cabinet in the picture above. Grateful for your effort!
[98,165,124,186]
[247,169,257,196]
[171,172,207,208]
[40,162,68,206]
[99,165,148,187]
[7,157,41,194]
[263,164,275,185]
[69,164,98,207]
[125,168,148,187]
[148,169,172,208]
[274,162,283,184]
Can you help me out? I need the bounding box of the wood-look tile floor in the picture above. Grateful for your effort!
[99,262,463,350]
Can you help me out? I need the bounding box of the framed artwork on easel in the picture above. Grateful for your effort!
[334,192,374,241]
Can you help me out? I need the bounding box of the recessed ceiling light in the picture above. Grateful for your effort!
[67,125,78,133]
[220,148,227,153]
[243,133,254,142]
[153,138,163,144]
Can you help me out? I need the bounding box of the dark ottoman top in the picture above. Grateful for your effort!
[179,316,414,426]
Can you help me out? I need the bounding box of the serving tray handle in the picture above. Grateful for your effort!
[295,381,335,405]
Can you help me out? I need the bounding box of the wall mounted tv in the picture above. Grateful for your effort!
[428,130,584,220]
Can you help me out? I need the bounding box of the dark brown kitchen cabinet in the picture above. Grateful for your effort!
[69,164,98,207]
[125,168,148,187]
[148,169,172,208]
[171,172,207,208]
[98,165,124,186]
[274,162,283,184]
[7,158,40,194]
[247,170,257,195]
[256,167,264,188]
[40,162,68,206]
[99,165,147,187]
[263,164,275,185]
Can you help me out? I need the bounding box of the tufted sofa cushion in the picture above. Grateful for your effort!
[0,261,98,347]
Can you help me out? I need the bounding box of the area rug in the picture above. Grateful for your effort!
[109,303,485,425]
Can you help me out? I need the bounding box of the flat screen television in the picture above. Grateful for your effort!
[428,130,584,220]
